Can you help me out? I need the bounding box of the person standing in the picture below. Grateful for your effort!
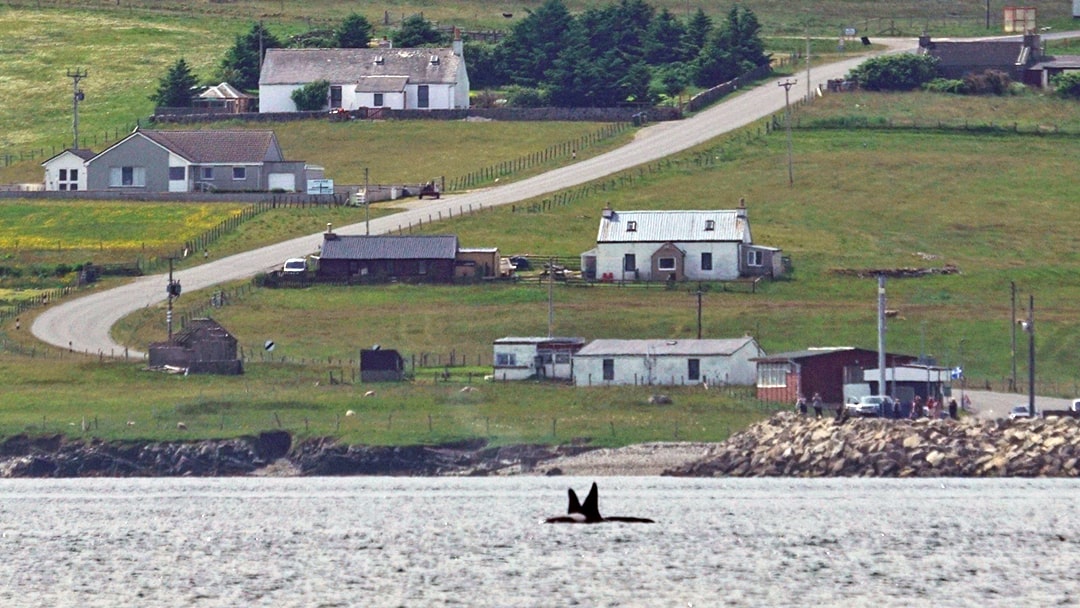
[796,395,808,416]
[811,392,823,419]
[948,398,959,419]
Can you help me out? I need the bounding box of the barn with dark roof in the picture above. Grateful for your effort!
[316,233,459,283]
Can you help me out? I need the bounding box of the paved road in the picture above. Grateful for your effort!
[32,40,916,358]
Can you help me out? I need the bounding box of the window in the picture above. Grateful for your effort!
[747,250,763,267]
[688,359,700,381]
[555,353,570,364]
[232,167,246,180]
[330,85,342,108]
[417,85,429,108]
[495,352,517,366]
[168,166,185,181]
[109,166,145,187]
[705,219,716,231]
[201,167,213,180]
[602,358,615,381]
[757,363,789,387]
[417,260,427,275]
[626,220,637,232]
[701,252,713,271]
[623,254,636,273]
[57,168,78,191]
[373,93,384,107]
[658,257,676,271]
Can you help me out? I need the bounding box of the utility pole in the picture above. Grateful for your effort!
[805,31,812,101]
[695,286,703,339]
[778,79,796,187]
[166,258,181,341]
[877,274,887,399]
[1010,280,1017,392]
[547,257,555,337]
[1023,295,1035,417]
[364,167,370,235]
[67,68,87,149]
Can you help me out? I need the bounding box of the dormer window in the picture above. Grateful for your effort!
[705,219,716,231]
[626,220,637,232]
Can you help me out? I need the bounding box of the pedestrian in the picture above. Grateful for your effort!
[948,398,958,419]
[911,396,922,419]
[811,392,823,419]
[795,395,808,416]
[14,317,19,331]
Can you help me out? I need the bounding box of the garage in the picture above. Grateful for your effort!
[268,172,296,192]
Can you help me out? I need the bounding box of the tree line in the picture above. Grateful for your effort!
[152,0,770,110]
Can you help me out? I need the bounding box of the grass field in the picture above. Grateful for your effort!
[0,353,775,446]
[4,49,1080,444]
[3,0,1076,174]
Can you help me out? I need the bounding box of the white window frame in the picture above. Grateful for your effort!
[109,166,146,187]
[757,363,789,388]
[201,167,214,181]
[747,250,764,267]
[658,257,676,271]
[233,167,246,181]
[495,352,516,366]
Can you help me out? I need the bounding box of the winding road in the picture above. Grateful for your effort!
[32,40,915,358]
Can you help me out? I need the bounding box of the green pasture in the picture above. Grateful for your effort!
[6,92,1080,444]
[0,353,774,445]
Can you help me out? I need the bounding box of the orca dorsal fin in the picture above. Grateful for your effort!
[567,488,582,514]
[581,482,602,522]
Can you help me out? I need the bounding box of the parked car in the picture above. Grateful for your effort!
[1008,405,1035,420]
[846,395,894,417]
[282,258,308,275]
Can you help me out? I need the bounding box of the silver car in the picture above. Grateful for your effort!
[847,395,894,417]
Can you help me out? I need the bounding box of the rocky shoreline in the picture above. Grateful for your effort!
[4,412,1080,478]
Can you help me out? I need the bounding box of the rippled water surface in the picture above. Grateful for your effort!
[2,477,1079,607]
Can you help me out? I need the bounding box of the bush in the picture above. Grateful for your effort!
[847,54,939,91]
[1052,71,1080,99]
[505,86,550,108]
[963,69,1011,95]
[923,78,966,94]
[291,79,330,111]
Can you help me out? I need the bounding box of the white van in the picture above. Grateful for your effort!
[282,258,307,275]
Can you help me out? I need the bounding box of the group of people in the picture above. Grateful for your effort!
[795,392,969,420]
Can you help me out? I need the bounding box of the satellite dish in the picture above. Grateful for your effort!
[265,340,276,352]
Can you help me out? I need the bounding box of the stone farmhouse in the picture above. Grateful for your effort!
[580,201,783,283]
[258,36,469,113]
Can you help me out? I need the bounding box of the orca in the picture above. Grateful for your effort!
[543,482,654,524]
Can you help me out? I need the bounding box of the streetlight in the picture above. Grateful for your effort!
[778,79,797,187]
[1018,295,1035,417]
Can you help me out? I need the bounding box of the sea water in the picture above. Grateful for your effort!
[1,477,1078,607]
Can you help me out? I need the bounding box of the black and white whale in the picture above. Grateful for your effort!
[543,482,655,524]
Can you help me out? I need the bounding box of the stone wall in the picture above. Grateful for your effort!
[665,412,1080,477]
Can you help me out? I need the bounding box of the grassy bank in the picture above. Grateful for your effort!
[0,353,774,445]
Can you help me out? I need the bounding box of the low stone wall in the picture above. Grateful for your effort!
[665,412,1080,477]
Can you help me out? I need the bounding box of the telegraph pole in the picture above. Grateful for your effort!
[778,79,797,187]
[67,68,88,149]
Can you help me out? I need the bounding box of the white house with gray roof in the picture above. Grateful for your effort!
[572,337,763,387]
[72,128,315,193]
[580,201,783,282]
[258,38,469,113]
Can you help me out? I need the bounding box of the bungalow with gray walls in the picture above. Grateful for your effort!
[492,337,586,381]
[316,233,459,283]
[41,148,94,191]
[580,201,783,283]
[572,337,763,387]
[258,35,469,113]
[80,128,315,193]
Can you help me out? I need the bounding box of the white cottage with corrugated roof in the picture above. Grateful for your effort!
[580,201,782,282]
[258,36,469,113]
[572,337,764,387]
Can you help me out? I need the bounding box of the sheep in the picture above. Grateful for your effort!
[363,390,377,397]
[345,410,356,417]
[176,422,188,430]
